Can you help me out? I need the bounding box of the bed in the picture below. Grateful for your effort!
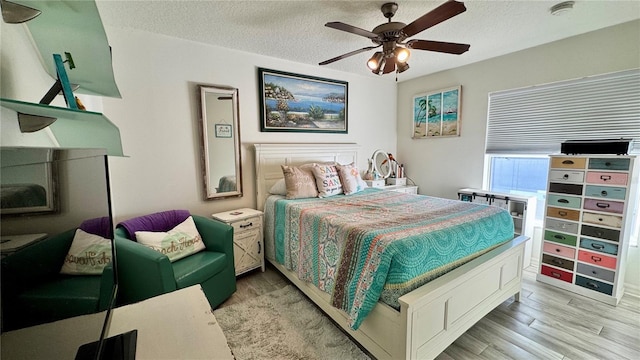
[254,143,529,360]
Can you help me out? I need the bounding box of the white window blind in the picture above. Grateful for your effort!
[486,69,640,154]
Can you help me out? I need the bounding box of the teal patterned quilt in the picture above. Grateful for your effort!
[270,188,514,330]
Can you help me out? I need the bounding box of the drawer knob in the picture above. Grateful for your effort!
[591,256,602,262]
[552,259,564,265]
[605,162,611,167]
[596,203,610,209]
[551,272,561,278]
[558,211,568,217]
[586,281,600,289]
[554,234,566,240]
[558,199,569,204]
[555,248,561,252]
[591,243,605,250]
[600,190,608,197]
[600,175,612,181]
[562,174,569,180]
[562,160,575,165]
[240,222,253,229]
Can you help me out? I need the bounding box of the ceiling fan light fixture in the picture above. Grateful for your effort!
[367,51,384,71]
[550,1,574,16]
[397,62,410,74]
[395,47,410,63]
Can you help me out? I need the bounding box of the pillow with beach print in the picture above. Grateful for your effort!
[336,162,368,195]
[60,229,112,275]
[135,216,206,262]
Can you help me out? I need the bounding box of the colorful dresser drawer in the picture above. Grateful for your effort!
[582,211,623,228]
[584,185,627,200]
[581,225,620,242]
[579,238,619,256]
[546,207,580,221]
[540,265,573,283]
[544,229,577,246]
[577,249,617,270]
[583,198,624,214]
[586,171,629,186]
[548,183,583,196]
[549,170,585,183]
[543,241,576,259]
[547,194,581,209]
[542,253,574,271]
[575,275,614,295]
[576,263,615,283]
[545,218,579,234]
[551,157,586,169]
[588,158,630,171]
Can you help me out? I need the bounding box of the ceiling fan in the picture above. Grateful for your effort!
[319,0,470,75]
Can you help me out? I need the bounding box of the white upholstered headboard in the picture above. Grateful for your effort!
[253,143,359,210]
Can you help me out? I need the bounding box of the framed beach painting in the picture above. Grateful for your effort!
[412,85,461,138]
[258,68,348,133]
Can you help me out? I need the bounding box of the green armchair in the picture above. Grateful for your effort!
[114,210,236,309]
[1,229,114,331]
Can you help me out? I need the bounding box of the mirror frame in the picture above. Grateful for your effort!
[371,149,391,179]
[198,84,242,200]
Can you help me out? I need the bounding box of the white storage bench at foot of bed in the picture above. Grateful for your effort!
[269,235,527,360]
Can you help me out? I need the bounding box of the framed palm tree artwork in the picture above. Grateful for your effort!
[412,85,461,138]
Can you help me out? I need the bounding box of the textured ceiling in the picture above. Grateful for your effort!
[96,0,640,82]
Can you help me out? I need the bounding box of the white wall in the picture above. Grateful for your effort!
[1,23,397,223]
[397,20,640,295]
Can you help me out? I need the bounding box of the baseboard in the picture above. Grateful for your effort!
[624,282,640,299]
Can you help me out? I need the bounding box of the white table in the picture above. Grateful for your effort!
[1,285,234,359]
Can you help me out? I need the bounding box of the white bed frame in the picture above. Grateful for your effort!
[254,143,528,360]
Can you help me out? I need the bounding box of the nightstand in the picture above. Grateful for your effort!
[211,208,264,276]
[384,184,419,194]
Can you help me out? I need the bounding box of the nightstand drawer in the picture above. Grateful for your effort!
[230,217,262,233]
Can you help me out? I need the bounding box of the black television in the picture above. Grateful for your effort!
[0,147,134,359]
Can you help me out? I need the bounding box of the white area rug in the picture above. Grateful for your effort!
[214,285,370,360]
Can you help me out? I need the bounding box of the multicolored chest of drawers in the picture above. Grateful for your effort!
[537,155,638,305]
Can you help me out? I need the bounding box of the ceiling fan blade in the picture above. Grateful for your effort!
[402,0,467,38]
[406,39,470,54]
[382,59,395,74]
[325,22,380,40]
[319,45,380,65]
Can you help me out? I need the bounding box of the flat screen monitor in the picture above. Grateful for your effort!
[0,147,129,359]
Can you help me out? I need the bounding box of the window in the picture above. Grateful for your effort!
[486,156,549,221]
[484,69,640,246]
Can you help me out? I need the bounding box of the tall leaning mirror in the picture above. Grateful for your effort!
[199,85,242,199]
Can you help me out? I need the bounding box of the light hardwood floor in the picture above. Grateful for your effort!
[220,265,640,360]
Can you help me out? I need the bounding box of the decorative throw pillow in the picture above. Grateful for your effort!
[311,163,344,198]
[281,165,319,199]
[336,162,368,195]
[60,229,112,275]
[135,216,206,262]
[269,178,287,195]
